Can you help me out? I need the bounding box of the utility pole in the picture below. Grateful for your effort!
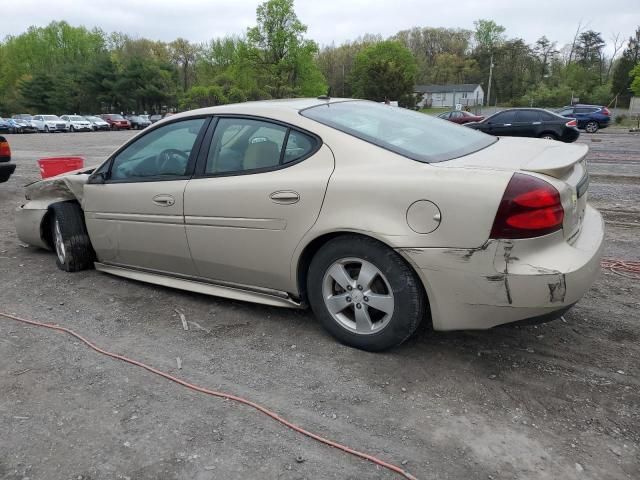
[486,53,494,107]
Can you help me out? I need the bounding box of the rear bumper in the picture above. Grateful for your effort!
[398,205,605,331]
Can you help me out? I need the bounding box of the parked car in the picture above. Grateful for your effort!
[126,115,152,130]
[32,115,67,133]
[556,104,610,133]
[12,114,38,129]
[84,115,110,131]
[465,108,580,142]
[61,115,93,132]
[5,118,37,134]
[0,135,16,183]
[101,114,131,130]
[149,114,162,123]
[437,110,485,124]
[15,98,603,351]
[0,118,11,133]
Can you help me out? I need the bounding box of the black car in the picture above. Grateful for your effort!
[0,136,16,183]
[126,115,152,129]
[465,108,580,143]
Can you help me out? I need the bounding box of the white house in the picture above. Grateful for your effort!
[415,84,484,108]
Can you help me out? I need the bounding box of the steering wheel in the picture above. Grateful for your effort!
[156,148,189,174]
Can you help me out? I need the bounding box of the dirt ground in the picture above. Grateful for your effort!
[0,129,638,480]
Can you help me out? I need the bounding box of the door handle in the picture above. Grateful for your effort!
[270,190,300,205]
[503,123,512,126]
[532,121,542,125]
[152,194,175,207]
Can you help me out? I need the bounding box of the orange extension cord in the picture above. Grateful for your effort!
[0,311,419,480]
[601,259,640,280]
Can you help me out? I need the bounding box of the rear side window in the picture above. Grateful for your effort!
[539,111,558,121]
[301,101,495,163]
[575,107,598,114]
[205,118,318,175]
[557,108,573,116]
[514,110,541,123]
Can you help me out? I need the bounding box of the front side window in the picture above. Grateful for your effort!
[109,118,206,181]
[490,111,517,124]
[301,101,494,163]
[205,118,317,175]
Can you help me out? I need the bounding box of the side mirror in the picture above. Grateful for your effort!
[87,172,107,184]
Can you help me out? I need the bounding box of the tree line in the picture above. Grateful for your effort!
[0,0,639,116]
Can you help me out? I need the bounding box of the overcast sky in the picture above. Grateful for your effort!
[2,0,637,54]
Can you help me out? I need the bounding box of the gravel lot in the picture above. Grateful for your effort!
[1,130,638,480]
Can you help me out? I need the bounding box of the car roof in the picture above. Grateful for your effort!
[178,97,351,116]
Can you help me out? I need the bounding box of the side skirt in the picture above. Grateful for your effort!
[94,262,304,309]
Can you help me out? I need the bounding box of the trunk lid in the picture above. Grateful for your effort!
[436,137,589,243]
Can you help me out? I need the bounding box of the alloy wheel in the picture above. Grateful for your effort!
[322,257,394,335]
[53,218,66,265]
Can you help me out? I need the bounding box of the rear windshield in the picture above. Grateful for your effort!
[300,100,496,163]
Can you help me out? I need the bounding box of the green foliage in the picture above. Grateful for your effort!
[350,41,417,101]
[631,63,640,96]
[245,0,326,98]
[0,11,637,115]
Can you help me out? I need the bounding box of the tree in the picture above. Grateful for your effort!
[350,40,417,101]
[245,0,326,98]
[170,38,200,92]
[534,36,558,79]
[473,19,505,53]
[612,27,640,104]
[630,63,640,96]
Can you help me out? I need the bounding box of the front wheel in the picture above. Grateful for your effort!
[44,126,50,133]
[50,202,95,272]
[307,235,426,351]
[585,121,599,133]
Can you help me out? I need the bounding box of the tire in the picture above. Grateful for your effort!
[44,126,49,133]
[49,202,96,272]
[585,121,599,133]
[70,125,75,133]
[307,235,426,351]
[539,132,557,140]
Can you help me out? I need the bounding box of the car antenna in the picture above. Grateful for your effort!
[318,87,332,101]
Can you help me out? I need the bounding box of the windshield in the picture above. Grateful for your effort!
[109,114,125,120]
[301,101,496,163]
[43,115,60,121]
[69,116,84,121]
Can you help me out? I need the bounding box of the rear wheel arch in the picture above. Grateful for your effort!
[295,231,430,308]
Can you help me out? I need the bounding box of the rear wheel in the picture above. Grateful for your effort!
[539,132,557,141]
[307,235,426,351]
[585,121,599,133]
[50,202,95,272]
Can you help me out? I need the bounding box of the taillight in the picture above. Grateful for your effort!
[565,119,577,127]
[490,173,564,239]
[0,139,10,159]
[601,107,610,116]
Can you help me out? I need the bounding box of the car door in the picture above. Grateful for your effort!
[83,117,210,275]
[183,116,334,293]
[484,111,517,136]
[573,107,596,128]
[512,110,542,137]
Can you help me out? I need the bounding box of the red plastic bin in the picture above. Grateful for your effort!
[38,157,85,179]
